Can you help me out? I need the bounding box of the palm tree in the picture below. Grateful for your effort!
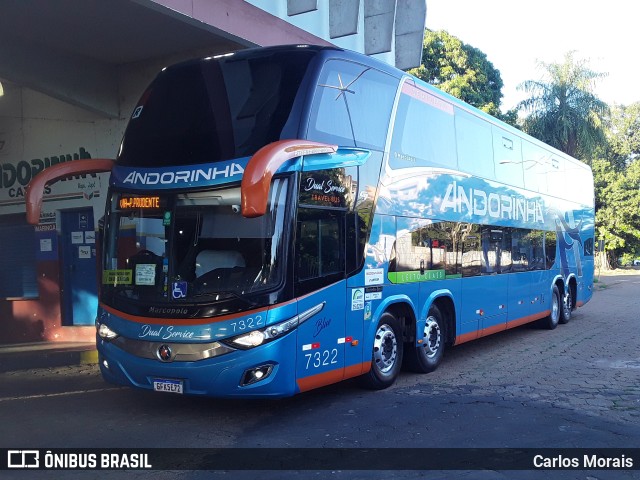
[518,52,609,160]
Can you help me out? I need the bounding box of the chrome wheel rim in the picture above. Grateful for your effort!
[551,290,559,322]
[373,324,397,374]
[423,316,441,358]
[562,291,571,317]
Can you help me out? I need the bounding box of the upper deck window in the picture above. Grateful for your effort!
[117,48,316,167]
[307,59,398,151]
[390,81,456,169]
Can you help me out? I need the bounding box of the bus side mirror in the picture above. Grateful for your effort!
[25,159,115,225]
[241,139,337,218]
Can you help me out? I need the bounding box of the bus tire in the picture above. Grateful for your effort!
[538,284,561,330]
[404,304,445,373]
[560,286,572,324]
[360,312,403,390]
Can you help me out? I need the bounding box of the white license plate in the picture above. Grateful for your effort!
[153,378,183,394]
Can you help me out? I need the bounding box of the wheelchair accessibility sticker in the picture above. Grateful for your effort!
[172,281,188,299]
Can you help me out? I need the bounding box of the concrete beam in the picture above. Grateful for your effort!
[0,40,119,118]
[145,0,333,47]
[364,0,396,55]
[287,0,318,16]
[395,0,427,70]
[329,0,360,39]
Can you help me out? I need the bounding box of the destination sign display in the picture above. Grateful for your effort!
[118,195,163,210]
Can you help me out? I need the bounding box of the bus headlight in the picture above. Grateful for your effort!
[97,323,119,340]
[224,302,325,350]
[226,317,299,349]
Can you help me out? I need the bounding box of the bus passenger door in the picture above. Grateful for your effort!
[294,207,347,392]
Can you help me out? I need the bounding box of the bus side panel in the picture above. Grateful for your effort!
[459,275,508,340]
[294,281,346,393]
[529,269,551,316]
[507,272,533,323]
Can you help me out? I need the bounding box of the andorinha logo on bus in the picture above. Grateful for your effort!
[116,161,246,188]
[440,180,545,224]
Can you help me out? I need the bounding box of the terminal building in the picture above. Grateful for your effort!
[0,0,427,344]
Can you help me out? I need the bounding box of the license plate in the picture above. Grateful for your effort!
[153,378,183,394]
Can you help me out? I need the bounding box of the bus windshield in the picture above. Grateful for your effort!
[117,47,317,167]
[101,178,290,312]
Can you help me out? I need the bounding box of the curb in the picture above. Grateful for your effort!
[0,348,98,373]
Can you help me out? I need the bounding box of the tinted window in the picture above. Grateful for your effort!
[493,127,524,188]
[456,108,494,178]
[461,225,482,277]
[545,231,557,268]
[296,208,345,296]
[584,237,594,257]
[307,59,398,150]
[390,81,456,169]
[118,49,316,166]
[393,220,462,277]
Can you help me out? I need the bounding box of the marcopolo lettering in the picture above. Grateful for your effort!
[0,147,94,190]
[440,180,544,224]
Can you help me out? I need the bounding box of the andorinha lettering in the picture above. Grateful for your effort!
[440,180,545,224]
[0,147,94,189]
[122,163,244,185]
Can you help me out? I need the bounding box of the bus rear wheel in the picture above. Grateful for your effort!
[560,287,572,324]
[360,312,403,390]
[538,284,560,330]
[404,304,445,373]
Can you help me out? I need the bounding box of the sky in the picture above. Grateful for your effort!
[425,0,640,112]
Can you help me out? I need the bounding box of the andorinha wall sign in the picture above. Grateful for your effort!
[0,147,104,213]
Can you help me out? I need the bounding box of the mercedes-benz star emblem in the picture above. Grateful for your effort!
[157,344,173,362]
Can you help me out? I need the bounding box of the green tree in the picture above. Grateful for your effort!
[592,158,640,268]
[517,52,609,160]
[605,102,640,169]
[408,30,516,123]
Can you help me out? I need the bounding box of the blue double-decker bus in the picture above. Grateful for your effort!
[26,45,594,397]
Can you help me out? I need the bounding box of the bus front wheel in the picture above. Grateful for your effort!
[404,304,445,373]
[361,312,403,390]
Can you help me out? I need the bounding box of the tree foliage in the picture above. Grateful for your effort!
[605,102,640,169]
[408,29,515,123]
[517,52,609,160]
[592,158,640,267]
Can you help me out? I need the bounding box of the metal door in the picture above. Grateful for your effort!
[60,208,97,325]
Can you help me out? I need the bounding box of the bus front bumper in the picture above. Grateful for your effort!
[97,333,298,398]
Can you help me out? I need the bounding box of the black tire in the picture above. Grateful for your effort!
[404,304,445,373]
[538,284,560,330]
[560,285,573,324]
[360,312,404,390]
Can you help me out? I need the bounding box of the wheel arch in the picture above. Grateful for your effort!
[369,294,417,345]
[419,290,456,347]
[565,274,578,310]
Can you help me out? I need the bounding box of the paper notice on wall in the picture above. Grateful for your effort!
[78,245,91,259]
[85,231,96,244]
[40,238,52,252]
[71,231,84,244]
